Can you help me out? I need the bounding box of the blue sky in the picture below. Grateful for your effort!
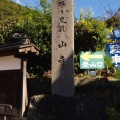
[13,0,120,18]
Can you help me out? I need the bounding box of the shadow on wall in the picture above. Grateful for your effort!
[75,77,120,110]
[51,51,74,97]
[27,77,51,101]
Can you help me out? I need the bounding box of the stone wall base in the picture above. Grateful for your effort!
[27,94,106,120]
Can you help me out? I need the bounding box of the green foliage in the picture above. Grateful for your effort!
[14,9,51,55]
[114,70,120,79]
[40,0,51,14]
[74,8,112,73]
[103,7,120,40]
[0,0,51,55]
[17,1,52,74]
[104,54,120,79]
[104,7,120,30]
[104,54,114,69]
[107,108,120,120]
[0,0,28,20]
[1,1,118,77]
[74,8,112,54]
[74,55,80,73]
[79,7,94,20]
[106,16,120,29]
[0,0,52,76]
[0,17,18,44]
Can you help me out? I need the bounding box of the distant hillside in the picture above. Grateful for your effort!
[0,0,29,20]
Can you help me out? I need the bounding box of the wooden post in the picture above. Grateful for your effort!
[52,0,74,97]
[21,59,28,116]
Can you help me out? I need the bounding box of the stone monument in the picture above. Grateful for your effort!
[27,2,106,119]
[52,0,74,96]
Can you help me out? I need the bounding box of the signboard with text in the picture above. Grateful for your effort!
[106,43,120,70]
[80,51,104,69]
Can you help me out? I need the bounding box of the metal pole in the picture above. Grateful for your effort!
[0,104,12,120]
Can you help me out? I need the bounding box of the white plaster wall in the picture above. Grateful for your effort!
[0,55,21,70]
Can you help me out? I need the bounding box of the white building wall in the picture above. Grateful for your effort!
[0,55,21,70]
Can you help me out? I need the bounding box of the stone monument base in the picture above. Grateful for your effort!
[27,94,106,120]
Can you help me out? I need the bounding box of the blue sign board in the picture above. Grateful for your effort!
[112,37,120,41]
[106,43,120,57]
[106,43,120,70]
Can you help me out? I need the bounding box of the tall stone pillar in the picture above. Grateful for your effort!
[52,0,74,97]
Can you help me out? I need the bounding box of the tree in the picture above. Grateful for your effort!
[74,8,112,54]
[100,5,120,40]
[0,17,17,44]
[0,0,27,20]
[74,8,112,73]
[0,0,52,76]
[15,0,52,76]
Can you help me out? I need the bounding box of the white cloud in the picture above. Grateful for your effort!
[15,0,22,5]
